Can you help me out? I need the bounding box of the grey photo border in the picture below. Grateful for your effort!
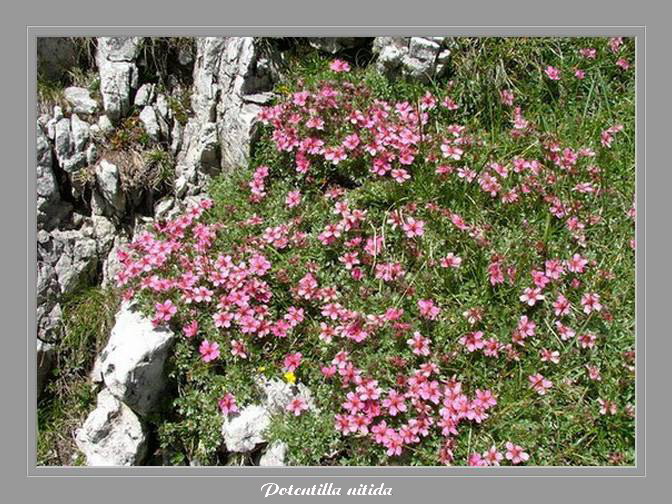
[27,26,644,477]
[7,0,669,499]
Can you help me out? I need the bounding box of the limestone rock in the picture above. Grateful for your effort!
[259,441,288,466]
[75,388,147,466]
[96,37,141,122]
[222,405,271,453]
[307,37,371,54]
[139,105,161,141]
[99,302,176,416]
[95,159,126,214]
[70,114,90,153]
[373,36,452,82]
[64,87,99,115]
[134,83,155,107]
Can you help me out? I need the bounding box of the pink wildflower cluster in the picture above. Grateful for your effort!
[115,46,633,465]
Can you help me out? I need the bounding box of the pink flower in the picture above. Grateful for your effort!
[574,69,586,79]
[402,217,425,238]
[598,398,617,415]
[283,352,303,372]
[407,331,431,356]
[218,393,238,415]
[540,348,560,364]
[483,445,504,466]
[578,332,597,349]
[566,253,588,273]
[553,294,571,317]
[581,292,602,314]
[545,65,561,80]
[286,397,309,416]
[183,319,199,338]
[459,331,485,352]
[440,253,462,269]
[417,299,441,320]
[505,442,530,464]
[500,89,514,106]
[230,339,248,359]
[529,373,553,395]
[154,299,177,322]
[585,365,602,381]
[199,339,220,363]
[616,58,630,70]
[329,59,350,73]
[382,389,407,416]
[520,287,545,306]
[285,190,301,209]
[579,48,597,59]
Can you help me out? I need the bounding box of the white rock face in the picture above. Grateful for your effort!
[139,105,161,141]
[75,388,147,466]
[70,114,90,152]
[222,377,314,454]
[96,37,142,122]
[307,37,369,54]
[256,377,316,414]
[175,37,279,196]
[134,83,155,107]
[259,441,288,466]
[64,87,99,115]
[95,159,126,214]
[222,405,271,453]
[373,36,451,82]
[99,303,176,416]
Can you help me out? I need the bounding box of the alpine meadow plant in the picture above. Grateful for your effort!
[116,37,635,466]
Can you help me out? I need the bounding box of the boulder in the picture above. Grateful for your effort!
[307,37,371,54]
[95,159,126,214]
[75,388,147,466]
[373,36,452,82]
[70,114,91,153]
[139,105,161,142]
[259,441,288,466]
[99,302,176,416]
[134,83,155,107]
[222,405,271,453]
[64,87,99,115]
[96,37,142,122]
[222,377,314,454]
[36,125,62,228]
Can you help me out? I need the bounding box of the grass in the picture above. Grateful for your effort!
[208,37,634,466]
[37,287,119,466]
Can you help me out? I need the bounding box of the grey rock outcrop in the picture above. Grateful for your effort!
[222,377,314,454]
[307,37,371,54]
[37,38,78,80]
[98,302,176,416]
[75,388,148,466]
[222,405,271,453]
[64,87,99,115]
[96,37,142,122]
[175,37,279,196]
[373,37,452,82]
[259,441,288,466]
[95,159,126,215]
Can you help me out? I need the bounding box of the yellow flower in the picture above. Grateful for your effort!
[283,371,296,384]
[257,366,266,372]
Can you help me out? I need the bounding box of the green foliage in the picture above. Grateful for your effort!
[37,287,120,466]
